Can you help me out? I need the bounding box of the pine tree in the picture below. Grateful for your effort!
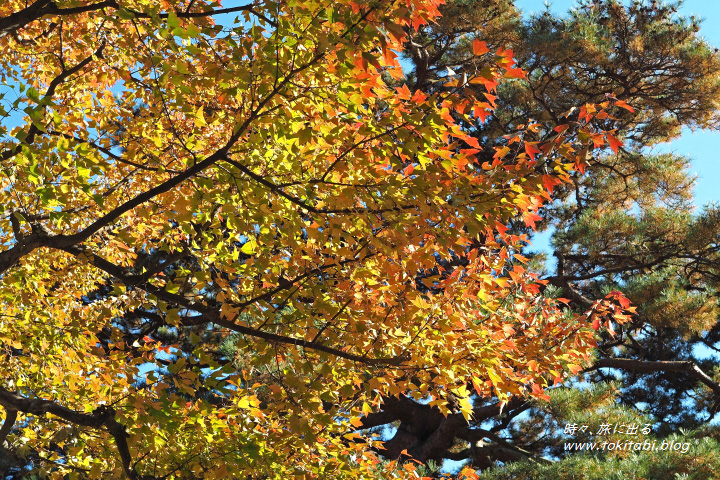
[356,1,720,476]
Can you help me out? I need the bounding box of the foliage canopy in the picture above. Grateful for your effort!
[0,0,637,478]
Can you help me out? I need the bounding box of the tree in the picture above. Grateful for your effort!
[353,0,720,477]
[0,0,629,478]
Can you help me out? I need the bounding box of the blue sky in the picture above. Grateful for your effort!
[515,0,720,208]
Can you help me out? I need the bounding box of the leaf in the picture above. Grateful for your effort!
[606,133,623,153]
[473,39,489,56]
[26,87,41,103]
[167,11,181,29]
[241,238,257,255]
[614,99,635,112]
[525,142,541,161]
[396,83,412,100]
[504,68,526,79]
[523,211,542,229]
[194,106,207,127]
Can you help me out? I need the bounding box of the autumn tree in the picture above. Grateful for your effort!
[351,0,720,477]
[0,0,632,478]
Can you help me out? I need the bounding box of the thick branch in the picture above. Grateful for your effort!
[358,395,530,463]
[0,0,53,36]
[588,358,720,396]
[547,256,670,282]
[0,407,17,447]
[56,245,405,366]
[0,1,276,36]
[458,427,550,464]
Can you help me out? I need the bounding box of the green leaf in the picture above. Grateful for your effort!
[116,7,136,19]
[26,87,41,103]
[167,11,180,29]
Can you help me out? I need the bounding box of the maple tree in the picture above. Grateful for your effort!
[0,0,635,478]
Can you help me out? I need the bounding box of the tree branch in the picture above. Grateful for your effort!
[0,385,155,479]
[0,1,277,36]
[55,244,405,366]
[0,407,17,447]
[0,42,106,162]
[0,0,53,37]
[587,357,720,396]
[457,428,552,465]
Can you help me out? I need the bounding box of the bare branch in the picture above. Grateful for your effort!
[587,358,720,396]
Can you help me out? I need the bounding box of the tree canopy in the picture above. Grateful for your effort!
[0,0,639,478]
[7,0,720,478]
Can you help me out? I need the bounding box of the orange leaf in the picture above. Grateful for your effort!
[504,68,527,79]
[614,99,635,112]
[473,39,489,56]
[411,89,428,103]
[396,84,411,100]
[523,211,542,229]
[607,134,623,153]
[525,142,542,161]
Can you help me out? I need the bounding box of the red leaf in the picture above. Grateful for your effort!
[471,377,484,395]
[474,105,491,121]
[382,46,397,66]
[525,142,541,161]
[504,68,527,79]
[495,221,509,235]
[542,174,559,194]
[464,136,481,148]
[496,47,515,67]
[607,290,631,309]
[411,89,427,103]
[614,100,635,113]
[531,383,550,400]
[473,39,489,56]
[607,134,623,153]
